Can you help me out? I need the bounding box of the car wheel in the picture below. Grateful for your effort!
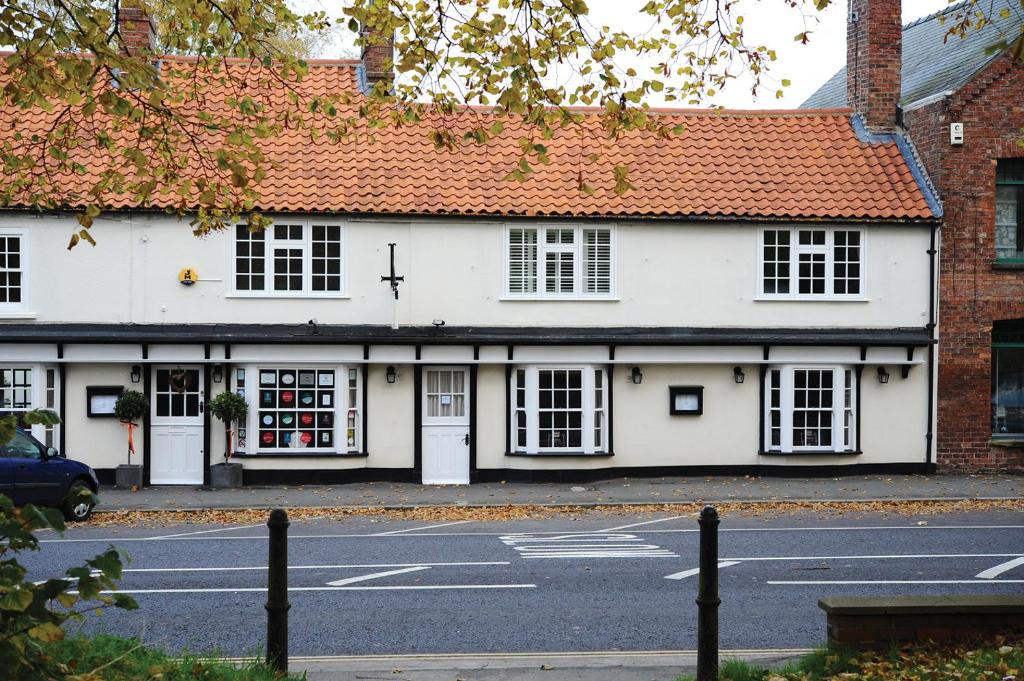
[62,481,94,522]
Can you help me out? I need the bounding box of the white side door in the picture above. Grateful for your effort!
[421,367,470,485]
[150,366,205,485]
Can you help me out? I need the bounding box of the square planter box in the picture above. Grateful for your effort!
[210,462,243,488]
[115,464,143,489]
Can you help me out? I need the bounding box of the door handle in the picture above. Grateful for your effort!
[199,401,205,414]
[463,433,470,445]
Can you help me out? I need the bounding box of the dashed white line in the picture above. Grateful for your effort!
[78,584,537,595]
[975,556,1024,579]
[665,562,742,580]
[326,566,430,586]
[374,521,472,535]
[768,579,1024,585]
[116,561,510,574]
[725,553,1024,562]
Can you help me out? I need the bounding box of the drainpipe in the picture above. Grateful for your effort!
[925,223,938,471]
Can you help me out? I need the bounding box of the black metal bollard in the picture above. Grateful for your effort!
[266,508,291,673]
[696,505,720,681]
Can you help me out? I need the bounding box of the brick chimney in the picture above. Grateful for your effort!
[847,0,902,132]
[118,1,156,57]
[360,12,395,89]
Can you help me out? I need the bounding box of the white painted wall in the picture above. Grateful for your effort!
[63,364,143,471]
[7,212,931,328]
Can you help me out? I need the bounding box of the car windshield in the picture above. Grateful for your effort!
[1,431,42,459]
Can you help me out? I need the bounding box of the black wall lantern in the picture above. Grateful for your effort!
[877,366,890,384]
[386,365,397,384]
[212,364,225,384]
[733,366,745,384]
[630,366,643,385]
[130,365,142,384]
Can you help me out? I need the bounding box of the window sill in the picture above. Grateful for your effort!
[0,310,37,319]
[499,296,620,302]
[505,450,614,458]
[990,438,1024,448]
[759,450,862,456]
[991,260,1024,270]
[753,296,869,303]
[225,293,350,300]
[231,451,368,459]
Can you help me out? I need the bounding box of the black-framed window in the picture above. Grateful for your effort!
[995,159,1024,261]
[992,321,1024,436]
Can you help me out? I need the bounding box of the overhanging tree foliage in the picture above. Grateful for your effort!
[0,0,1019,243]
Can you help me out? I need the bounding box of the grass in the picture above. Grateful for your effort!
[677,636,1024,681]
[42,634,301,680]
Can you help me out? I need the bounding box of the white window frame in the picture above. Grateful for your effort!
[756,227,867,301]
[510,365,607,454]
[0,228,29,314]
[0,364,59,445]
[229,219,348,298]
[503,225,617,299]
[237,363,361,454]
[763,365,857,454]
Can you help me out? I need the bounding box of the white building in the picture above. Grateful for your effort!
[0,49,942,485]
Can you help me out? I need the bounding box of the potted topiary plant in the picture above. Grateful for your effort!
[113,389,148,489]
[208,391,248,488]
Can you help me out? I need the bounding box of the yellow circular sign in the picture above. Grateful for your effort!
[178,267,199,286]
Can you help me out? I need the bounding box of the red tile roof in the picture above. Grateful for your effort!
[0,58,937,221]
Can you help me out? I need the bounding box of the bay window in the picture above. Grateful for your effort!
[505,225,615,298]
[0,365,60,446]
[764,366,857,453]
[510,366,608,454]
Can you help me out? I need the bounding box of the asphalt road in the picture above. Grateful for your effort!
[21,509,1024,659]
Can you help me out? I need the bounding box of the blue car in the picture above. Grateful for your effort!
[0,428,99,521]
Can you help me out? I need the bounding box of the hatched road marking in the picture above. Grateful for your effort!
[500,533,678,559]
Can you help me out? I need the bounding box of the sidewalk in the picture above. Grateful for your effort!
[97,472,1022,512]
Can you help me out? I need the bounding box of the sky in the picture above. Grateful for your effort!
[303,0,953,109]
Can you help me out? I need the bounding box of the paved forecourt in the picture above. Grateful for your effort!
[21,510,1024,657]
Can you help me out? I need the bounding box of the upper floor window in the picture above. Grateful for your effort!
[764,365,857,454]
[506,226,614,298]
[995,159,1024,261]
[0,231,25,309]
[759,228,863,299]
[233,221,344,296]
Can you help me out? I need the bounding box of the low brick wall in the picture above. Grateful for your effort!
[819,596,1024,649]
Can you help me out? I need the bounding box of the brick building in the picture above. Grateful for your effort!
[805,0,1024,470]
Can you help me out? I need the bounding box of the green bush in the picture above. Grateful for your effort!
[208,391,249,462]
[113,389,148,423]
[0,494,137,680]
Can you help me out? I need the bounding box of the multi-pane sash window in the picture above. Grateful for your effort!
[996,159,1024,260]
[506,226,614,297]
[233,221,345,296]
[0,367,32,420]
[759,228,863,298]
[510,365,608,453]
[764,366,857,453]
[0,232,25,308]
[0,365,59,445]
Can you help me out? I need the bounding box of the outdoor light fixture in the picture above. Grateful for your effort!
[212,364,224,384]
[630,366,643,385]
[877,366,890,384]
[130,365,142,384]
[733,366,745,384]
[386,365,397,384]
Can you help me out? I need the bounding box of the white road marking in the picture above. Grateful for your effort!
[374,521,472,536]
[976,556,1024,579]
[725,553,1024,562]
[768,579,1024,585]
[117,561,510,574]
[501,533,678,559]
[147,524,265,540]
[665,561,742,580]
[326,566,429,586]
[598,515,691,532]
[39,524,1024,543]
[77,584,537,595]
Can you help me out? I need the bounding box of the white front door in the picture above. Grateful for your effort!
[150,366,205,485]
[421,367,470,485]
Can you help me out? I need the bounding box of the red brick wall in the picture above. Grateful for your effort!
[118,5,155,57]
[904,54,1024,470]
[848,0,902,132]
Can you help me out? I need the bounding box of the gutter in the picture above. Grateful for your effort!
[926,223,938,470]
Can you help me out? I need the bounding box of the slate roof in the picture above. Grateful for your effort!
[802,0,1023,108]
[0,57,938,222]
